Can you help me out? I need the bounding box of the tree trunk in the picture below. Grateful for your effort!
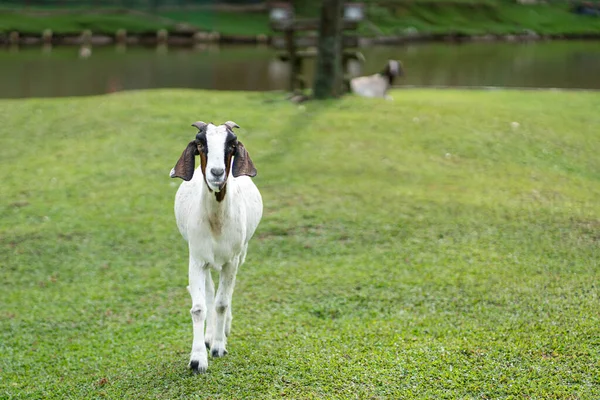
[312,0,344,99]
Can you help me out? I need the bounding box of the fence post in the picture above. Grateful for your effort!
[313,0,345,99]
[284,27,299,92]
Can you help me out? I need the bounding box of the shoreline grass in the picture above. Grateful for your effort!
[0,10,172,35]
[1,88,599,398]
[2,2,599,37]
[364,2,600,36]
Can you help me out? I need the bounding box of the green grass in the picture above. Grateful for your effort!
[2,2,599,37]
[1,88,599,398]
[158,10,271,36]
[364,2,600,36]
[0,11,172,35]
[0,10,271,36]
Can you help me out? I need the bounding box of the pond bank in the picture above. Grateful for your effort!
[2,30,600,47]
[2,1,600,46]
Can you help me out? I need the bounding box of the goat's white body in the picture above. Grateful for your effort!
[350,74,393,100]
[175,173,262,267]
[350,60,402,100]
[174,165,262,372]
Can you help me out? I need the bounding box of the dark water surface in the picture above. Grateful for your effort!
[1,40,599,98]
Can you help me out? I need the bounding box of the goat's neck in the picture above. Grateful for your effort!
[380,70,395,86]
[199,180,233,218]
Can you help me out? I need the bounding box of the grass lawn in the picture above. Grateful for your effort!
[0,11,172,35]
[2,2,599,37]
[363,2,600,36]
[0,10,269,36]
[158,10,271,36]
[0,9,272,36]
[1,88,599,398]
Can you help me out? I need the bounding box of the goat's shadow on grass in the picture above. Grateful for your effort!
[135,357,212,386]
[136,355,242,383]
[121,356,267,398]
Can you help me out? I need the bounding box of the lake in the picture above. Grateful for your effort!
[1,40,599,98]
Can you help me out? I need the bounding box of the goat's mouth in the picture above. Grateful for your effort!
[207,179,227,192]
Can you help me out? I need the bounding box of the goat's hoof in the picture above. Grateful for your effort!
[210,347,228,358]
[204,341,210,349]
[189,359,207,374]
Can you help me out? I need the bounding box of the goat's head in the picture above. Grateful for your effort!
[382,60,404,85]
[170,121,257,192]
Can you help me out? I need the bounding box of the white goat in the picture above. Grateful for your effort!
[350,60,404,100]
[169,120,263,374]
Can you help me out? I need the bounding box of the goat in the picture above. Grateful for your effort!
[350,60,404,100]
[170,120,263,373]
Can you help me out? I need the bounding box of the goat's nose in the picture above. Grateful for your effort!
[210,167,225,177]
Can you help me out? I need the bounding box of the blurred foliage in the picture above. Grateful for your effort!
[361,1,600,35]
[1,0,599,36]
[1,0,264,9]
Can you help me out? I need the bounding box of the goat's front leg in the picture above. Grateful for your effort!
[204,271,216,350]
[210,260,238,358]
[187,254,208,373]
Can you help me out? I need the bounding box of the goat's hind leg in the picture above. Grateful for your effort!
[225,248,246,337]
[187,254,209,373]
[211,260,239,358]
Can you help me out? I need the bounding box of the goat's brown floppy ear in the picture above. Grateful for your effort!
[170,140,199,181]
[232,141,257,178]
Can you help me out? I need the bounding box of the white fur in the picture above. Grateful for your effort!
[350,60,401,100]
[389,60,400,76]
[204,125,229,192]
[173,123,263,373]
